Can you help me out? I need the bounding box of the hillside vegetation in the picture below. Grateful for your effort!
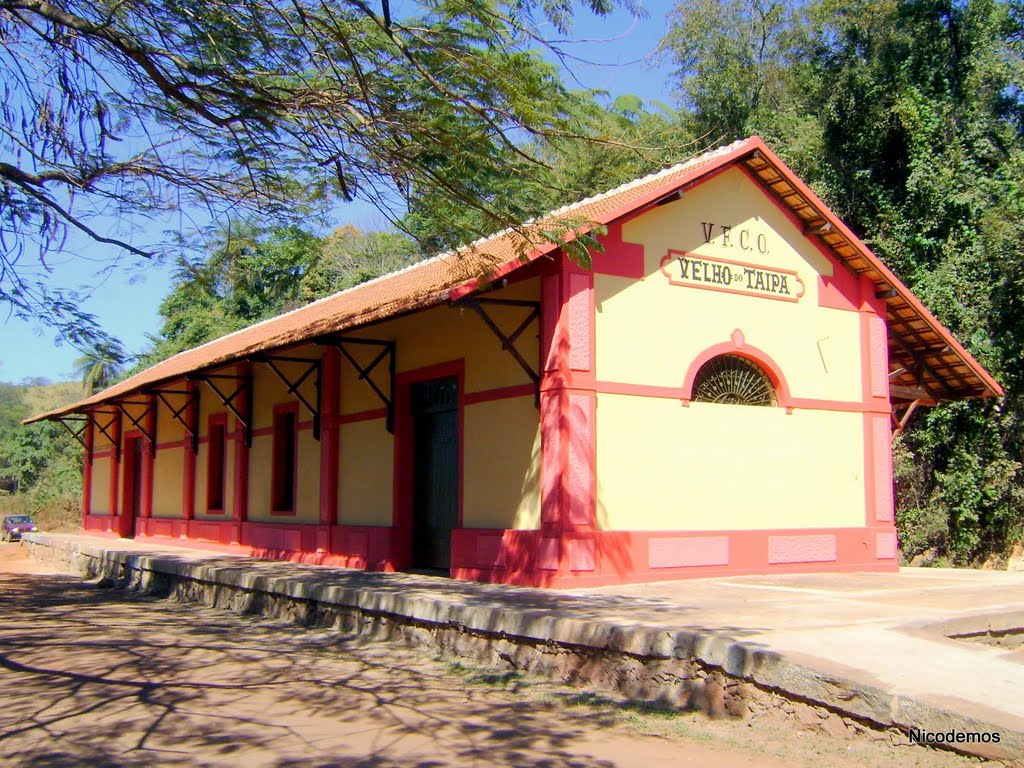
[0,381,84,532]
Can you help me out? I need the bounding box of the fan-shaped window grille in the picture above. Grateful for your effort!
[691,355,777,406]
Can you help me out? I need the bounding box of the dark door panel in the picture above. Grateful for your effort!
[411,377,459,570]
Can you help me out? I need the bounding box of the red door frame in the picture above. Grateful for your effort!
[392,359,465,571]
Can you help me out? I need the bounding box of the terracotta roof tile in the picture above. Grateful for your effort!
[26,137,1000,423]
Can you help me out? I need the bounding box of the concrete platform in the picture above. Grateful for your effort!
[581,569,1024,732]
[21,533,1024,763]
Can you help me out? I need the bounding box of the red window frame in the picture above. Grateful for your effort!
[271,403,299,515]
[206,415,227,513]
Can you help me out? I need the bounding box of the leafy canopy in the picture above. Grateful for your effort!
[0,0,634,347]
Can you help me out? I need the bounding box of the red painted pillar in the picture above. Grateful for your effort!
[318,347,341,551]
[182,381,197,534]
[109,412,127,537]
[538,252,598,582]
[231,362,251,545]
[82,419,94,526]
[140,398,156,532]
[859,275,898,568]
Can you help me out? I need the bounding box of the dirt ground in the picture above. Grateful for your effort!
[0,543,1001,767]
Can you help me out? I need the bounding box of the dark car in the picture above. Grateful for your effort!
[2,515,38,542]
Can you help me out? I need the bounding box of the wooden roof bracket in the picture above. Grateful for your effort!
[321,336,396,433]
[54,414,89,452]
[116,397,157,449]
[457,297,541,406]
[890,334,954,401]
[892,398,924,443]
[195,372,253,446]
[146,387,199,453]
[254,354,322,440]
[89,408,121,462]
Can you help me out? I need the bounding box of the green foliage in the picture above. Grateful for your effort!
[403,93,697,253]
[0,385,81,515]
[300,225,420,300]
[139,223,325,366]
[74,340,128,396]
[2,0,633,347]
[662,0,817,146]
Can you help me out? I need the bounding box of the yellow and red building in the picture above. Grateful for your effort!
[28,138,1001,587]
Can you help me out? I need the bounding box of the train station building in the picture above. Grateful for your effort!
[27,137,1001,588]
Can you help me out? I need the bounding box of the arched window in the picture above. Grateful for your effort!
[691,355,777,407]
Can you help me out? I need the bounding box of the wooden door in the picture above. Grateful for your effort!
[411,377,459,570]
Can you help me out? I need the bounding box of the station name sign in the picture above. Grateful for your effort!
[659,250,805,303]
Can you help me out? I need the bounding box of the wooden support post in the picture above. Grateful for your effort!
[182,381,197,526]
[231,362,251,543]
[319,347,341,547]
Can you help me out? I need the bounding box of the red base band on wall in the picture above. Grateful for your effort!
[94,517,898,589]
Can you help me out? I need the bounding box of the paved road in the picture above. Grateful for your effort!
[0,543,988,768]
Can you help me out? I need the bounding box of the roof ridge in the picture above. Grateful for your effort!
[541,138,748,221]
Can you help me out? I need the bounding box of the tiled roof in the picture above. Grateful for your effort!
[26,137,1000,423]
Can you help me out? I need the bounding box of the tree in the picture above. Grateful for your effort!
[403,94,698,253]
[138,222,324,366]
[300,225,419,300]
[661,0,815,147]
[73,339,127,395]
[1,0,633,346]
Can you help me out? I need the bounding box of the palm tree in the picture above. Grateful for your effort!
[74,340,127,395]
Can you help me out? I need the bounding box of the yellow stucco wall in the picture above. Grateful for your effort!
[597,167,863,403]
[152,449,184,518]
[592,168,873,533]
[333,278,541,531]
[596,394,866,531]
[338,419,393,525]
[194,380,234,519]
[246,346,321,523]
[339,279,540,415]
[90,456,112,515]
[246,428,319,523]
[155,398,185,443]
[463,396,541,529]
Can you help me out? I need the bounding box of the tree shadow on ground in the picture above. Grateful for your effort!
[0,572,631,767]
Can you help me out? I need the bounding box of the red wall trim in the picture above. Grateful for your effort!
[590,221,645,278]
[451,525,899,588]
[538,254,598,560]
[155,439,191,451]
[596,381,687,400]
[339,408,388,424]
[464,383,535,405]
[231,362,251,540]
[182,379,197,523]
[319,346,341,531]
[595,380,890,414]
[251,419,314,438]
[82,420,94,518]
[142,399,156,521]
[109,413,123,535]
[270,401,300,516]
[680,332,794,407]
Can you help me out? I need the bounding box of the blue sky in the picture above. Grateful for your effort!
[0,1,677,384]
